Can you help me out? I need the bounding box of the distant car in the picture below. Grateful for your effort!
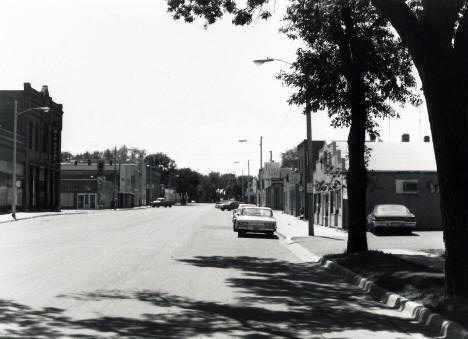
[221,200,239,211]
[234,206,276,237]
[232,204,256,227]
[215,201,225,209]
[150,198,173,208]
[367,204,416,233]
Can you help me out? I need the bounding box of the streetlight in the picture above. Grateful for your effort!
[238,137,263,171]
[253,58,293,66]
[254,57,315,236]
[12,100,50,219]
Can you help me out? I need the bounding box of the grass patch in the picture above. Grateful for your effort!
[324,250,468,330]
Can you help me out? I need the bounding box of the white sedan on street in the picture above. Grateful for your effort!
[234,206,276,237]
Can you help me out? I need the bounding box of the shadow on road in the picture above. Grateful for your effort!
[238,233,279,240]
[0,256,439,338]
[369,229,420,237]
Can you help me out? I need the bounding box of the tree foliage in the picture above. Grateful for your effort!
[281,147,299,168]
[145,152,178,185]
[174,167,202,201]
[278,0,418,131]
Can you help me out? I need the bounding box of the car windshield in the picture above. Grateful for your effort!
[375,205,409,215]
[242,208,273,217]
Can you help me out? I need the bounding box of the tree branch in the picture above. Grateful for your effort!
[370,0,426,66]
[421,0,462,51]
[454,7,468,73]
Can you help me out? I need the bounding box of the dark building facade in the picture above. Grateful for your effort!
[0,83,63,212]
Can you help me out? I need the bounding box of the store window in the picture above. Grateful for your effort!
[396,179,418,194]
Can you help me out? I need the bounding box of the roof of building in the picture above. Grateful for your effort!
[331,141,437,172]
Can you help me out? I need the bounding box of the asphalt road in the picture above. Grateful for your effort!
[0,204,438,338]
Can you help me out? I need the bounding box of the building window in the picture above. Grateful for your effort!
[396,179,418,194]
[43,125,49,153]
[35,123,39,151]
[28,122,33,149]
[60,193,74,207]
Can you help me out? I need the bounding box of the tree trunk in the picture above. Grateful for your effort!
[346,104,369,253]
[346,73,369,253]
[422,66,468,297]
[370,0,468,298]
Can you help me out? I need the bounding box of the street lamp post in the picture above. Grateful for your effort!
[238,136,262,171]
[254,57,315,235]
[12,99,49,219]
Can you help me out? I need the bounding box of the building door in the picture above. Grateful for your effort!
[77,193,97,209]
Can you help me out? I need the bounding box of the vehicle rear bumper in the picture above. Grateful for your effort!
[237,226,276,232]
[373,221,416,229]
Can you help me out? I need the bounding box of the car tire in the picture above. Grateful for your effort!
[221,208,224,211]
[238,231,245,237]
[267,231,274,237]
[169,205,172,208]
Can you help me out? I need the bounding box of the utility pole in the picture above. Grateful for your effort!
[12,100,18,219]
[241,170,244,202]
[260,136,263,170]
[305,102,314,236]
[113,146,117,209]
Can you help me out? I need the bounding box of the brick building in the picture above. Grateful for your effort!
[0,83,63,212]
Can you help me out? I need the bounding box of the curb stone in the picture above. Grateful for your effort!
[276,229,468,339]
[0,211,91,224]
[0,206,152,225]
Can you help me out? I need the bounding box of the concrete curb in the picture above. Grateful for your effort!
[0,211,90,224]
[276,229,468,339]
[0,206,152,225]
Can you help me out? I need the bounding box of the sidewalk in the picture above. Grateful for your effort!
[0,206,151,224]
[275,211,444,260]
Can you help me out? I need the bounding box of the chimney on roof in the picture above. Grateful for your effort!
[24,83,31,90]
[270,151,272,162]
[41,85,48,93]
[74,160,77,166]
[87,159,91,166]
[401,133,410,142]
[369,133,376,142]
[423,135,431,142]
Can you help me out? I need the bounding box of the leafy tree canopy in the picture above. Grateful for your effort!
[281,147,298,168]
[278,0,419,134]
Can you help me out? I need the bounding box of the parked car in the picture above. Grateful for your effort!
[215,201,225,209]
[150,197,173,208]
[367,204,416,233]
[234,206,276,237]
[221,200,239,211]
[232,204,256,227]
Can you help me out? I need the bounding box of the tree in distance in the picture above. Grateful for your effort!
[145,152,177,186]
[281,147,299,169]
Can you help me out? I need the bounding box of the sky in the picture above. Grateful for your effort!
[0,0,431,175]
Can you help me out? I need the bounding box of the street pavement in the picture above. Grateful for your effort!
[0,204,440,338]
